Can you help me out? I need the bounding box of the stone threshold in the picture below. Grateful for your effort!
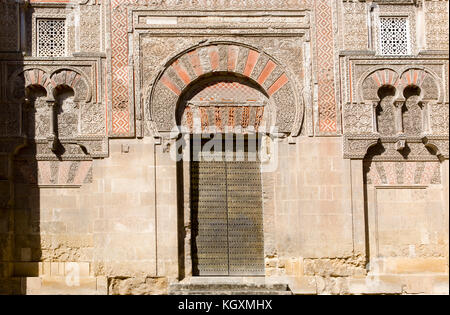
[169,276,292,295]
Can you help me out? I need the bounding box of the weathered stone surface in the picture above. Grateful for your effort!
[109,277,168,295]
[0,0,447,296]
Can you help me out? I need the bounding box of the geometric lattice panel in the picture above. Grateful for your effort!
[380,17,409,56]
[111,0,131,135]
[37,19,66,57]
[314,0,338,133]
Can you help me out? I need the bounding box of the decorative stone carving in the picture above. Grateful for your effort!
[342,1,368,51]
[369,138,444,161]
[376,94,397,136]
[364,161,441,185]
[117,0,308,10]
[79,5,101,53]
[5,64,107,161]
[430,103,449,136]
[147,42,302,136]
[10,68,52,101]
[13,159,93,186]
[343,136,380,159]
[0,0,18,51]
[344,134,448,160]
[27,94,51,139]
[424,0,449,50]
[402,96,422,135]
[56,90,78,139]
[343,102,373,134]
[422,137,449,160]
[77,137,108,158]
[379,17,410,55]
[345,62,448,160]
[18,139,107,161]
[180,80,270,134]
[397,68,439,102]
[37,19,66,57]
[81,103,106,136]
[361,68,399,101]
[50,69,91,102]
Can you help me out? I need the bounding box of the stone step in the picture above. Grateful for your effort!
[170,283,289,292]
[169,280,292,295]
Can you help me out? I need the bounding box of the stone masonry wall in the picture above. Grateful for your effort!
[0,0,448,295]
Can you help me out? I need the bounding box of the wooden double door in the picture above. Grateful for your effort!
[190,136,265,276]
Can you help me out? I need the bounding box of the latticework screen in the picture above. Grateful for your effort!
[379,17,410,55]
[37,19,66,57]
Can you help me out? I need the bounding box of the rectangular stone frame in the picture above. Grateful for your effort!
[178,133,277,280]
[108,4,312,138]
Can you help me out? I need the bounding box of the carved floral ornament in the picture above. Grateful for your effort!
[146,42,303,138]
[343,67,448,160]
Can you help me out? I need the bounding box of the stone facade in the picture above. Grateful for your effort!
[0,0,448,295]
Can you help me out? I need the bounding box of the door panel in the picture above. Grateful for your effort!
[191,161,229,276]
[191,137,265,276]
[227,161,265,276]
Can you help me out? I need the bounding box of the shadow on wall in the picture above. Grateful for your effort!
[0,2,42,294]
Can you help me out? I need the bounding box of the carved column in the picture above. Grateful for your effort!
[394,100,404,135]
[422,101,430,134]
[372,101,378,133]
[46,99,57,151]
[21,97,31,138]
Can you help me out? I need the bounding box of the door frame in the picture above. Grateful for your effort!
[178,132,276,280]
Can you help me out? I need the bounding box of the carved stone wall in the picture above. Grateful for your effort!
[79,3,102,53]
[424,0,449,50]
[364,160,441,185]
[2,60,108,161]
[146,42,302,135]
[0,0,19,52]
[342,56,448,160]
[0,0,448,296]
[343,103,373,134]
[377,91,397,136]
[340,0,368,51]
[402,93,422,135]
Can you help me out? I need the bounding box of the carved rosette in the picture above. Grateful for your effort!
[343,103,374,134]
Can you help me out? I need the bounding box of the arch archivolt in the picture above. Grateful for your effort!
[6,66,106,159]
[9,67,92,103]
[49,68,92,103]
[147,41,303,136]
[358,66,441,103]
[344,66,447,160]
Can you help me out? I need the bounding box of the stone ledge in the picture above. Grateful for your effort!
[13,262,92,278]
[4,276,107,295]
[169,277,292,295]
[348,274,449,295]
